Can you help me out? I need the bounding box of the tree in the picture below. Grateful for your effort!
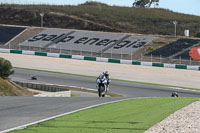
[195,29,200,38]
[0,58,14,79]
[133,0,159,8]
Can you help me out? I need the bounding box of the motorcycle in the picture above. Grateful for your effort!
[30,75,37,80]
[97,77,108,97]
[171,92,179,97]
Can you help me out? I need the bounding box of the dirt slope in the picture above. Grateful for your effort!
[0,77,34,96]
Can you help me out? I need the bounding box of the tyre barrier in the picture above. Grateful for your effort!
[1,48,200,71]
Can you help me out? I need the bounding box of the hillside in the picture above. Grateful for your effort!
[0,2,200,36]
[0,78,34,96]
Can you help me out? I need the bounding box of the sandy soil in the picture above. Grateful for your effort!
[0,53,200,89]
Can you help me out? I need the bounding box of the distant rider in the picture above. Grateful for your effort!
[171,92,179,97]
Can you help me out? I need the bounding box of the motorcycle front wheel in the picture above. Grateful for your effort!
[98,85,105,97]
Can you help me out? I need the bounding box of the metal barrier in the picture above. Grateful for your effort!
[4,45,200,66]
[14,81,69,92]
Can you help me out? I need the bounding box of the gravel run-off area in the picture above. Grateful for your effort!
[145,100,200,133]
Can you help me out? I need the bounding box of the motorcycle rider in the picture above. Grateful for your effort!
[30,75,37,80]
[171,91,179,97]
[97,71,110,92]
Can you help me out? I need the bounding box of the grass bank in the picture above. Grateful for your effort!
[0,77,34,96]
[11,97,199,133]
[1,2,200,36]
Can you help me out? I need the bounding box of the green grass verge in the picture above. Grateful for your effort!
[11,97,199,133]
[67,86,123,97]
[71,93,81,97]
[112,78,200,91]
[52,85,123,97]
[14,67,95,78]
[14,67,200,91]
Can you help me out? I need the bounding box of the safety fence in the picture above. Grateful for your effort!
[0,48,200,71]
[4,44,200,66]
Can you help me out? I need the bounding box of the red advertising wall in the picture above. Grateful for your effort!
[189,46,200,60]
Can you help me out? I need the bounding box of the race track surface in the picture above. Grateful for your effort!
[0,68,200,132]
[11,68,200,97]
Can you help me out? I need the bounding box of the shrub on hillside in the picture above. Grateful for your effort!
[1,4,200,35]
[0,58,14,79]
[195,30,200,38]
[79,1,109,6]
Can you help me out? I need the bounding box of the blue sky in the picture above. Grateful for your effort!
[1,0,200,16]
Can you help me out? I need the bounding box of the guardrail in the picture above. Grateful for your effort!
[0,48,200,71]
[14,81,69,92]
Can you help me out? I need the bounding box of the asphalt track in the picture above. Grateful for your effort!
[10,68,200,97]
[0,68,200,132]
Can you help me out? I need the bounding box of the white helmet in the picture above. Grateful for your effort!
[104,71,109,77]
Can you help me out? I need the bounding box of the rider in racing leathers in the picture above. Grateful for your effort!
[97,71,110,92]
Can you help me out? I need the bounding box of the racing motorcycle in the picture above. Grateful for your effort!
[96,77,108,97]
[171,92,179,97]
[30,75,37,80]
